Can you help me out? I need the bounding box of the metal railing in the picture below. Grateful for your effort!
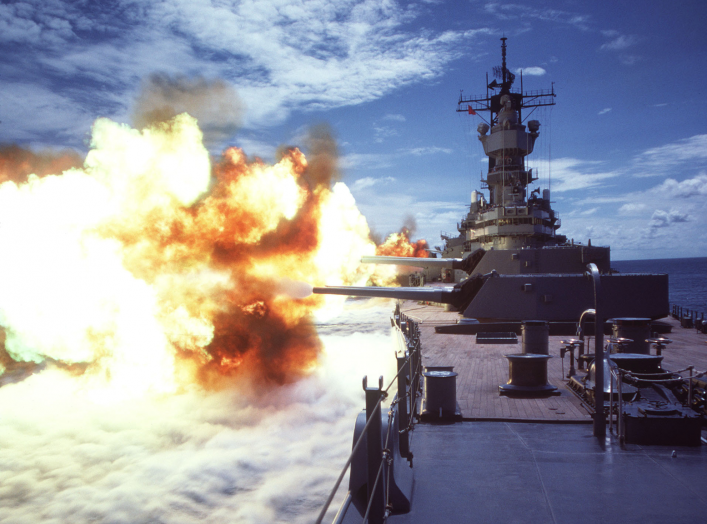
[671,304,707,332]
[316,304,422,524]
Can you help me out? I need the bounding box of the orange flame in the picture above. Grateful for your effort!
[0,114,385,398]
[376,227,429,258]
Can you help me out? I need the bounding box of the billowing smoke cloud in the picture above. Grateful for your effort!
[132,74,244,149]
[401,214,418,237]
[0,144,83,184]
[0,300,398,523]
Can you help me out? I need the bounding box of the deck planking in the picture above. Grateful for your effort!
[400,301,707,422]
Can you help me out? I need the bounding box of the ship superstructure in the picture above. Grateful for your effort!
[457,36,561,252]
[364,38,610,283]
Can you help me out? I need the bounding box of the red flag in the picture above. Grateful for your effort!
[468,106,476,115]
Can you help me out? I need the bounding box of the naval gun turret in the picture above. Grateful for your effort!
[314,268,669,326]
[365,38,610,283]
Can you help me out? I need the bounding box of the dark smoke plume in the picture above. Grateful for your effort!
[132,74,244,148]
[0,144,83,184]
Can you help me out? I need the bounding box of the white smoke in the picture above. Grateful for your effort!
[0,299,397,523]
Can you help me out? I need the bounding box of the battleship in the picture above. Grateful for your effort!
[327,38,668,326]
[313,39,707,523]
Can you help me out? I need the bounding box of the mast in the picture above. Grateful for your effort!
[455,38,561,251]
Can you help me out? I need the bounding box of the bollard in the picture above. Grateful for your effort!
[522,320,550,354]
[363,376,384,524]
[612,318,650,354]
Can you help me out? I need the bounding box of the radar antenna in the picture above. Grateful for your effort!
[457,37,555,126]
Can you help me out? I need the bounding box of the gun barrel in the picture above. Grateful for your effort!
[313,285,455,304]
[360,256,463,270]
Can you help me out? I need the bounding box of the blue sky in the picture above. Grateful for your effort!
[1,0,706,260]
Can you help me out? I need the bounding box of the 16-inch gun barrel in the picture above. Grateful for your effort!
[312,285,457,304]
[360,256,464,270]
[361,248,486,276]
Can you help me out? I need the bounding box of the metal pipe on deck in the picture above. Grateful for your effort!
[586,263,606,439]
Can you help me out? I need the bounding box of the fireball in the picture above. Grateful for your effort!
[0,114,399,400]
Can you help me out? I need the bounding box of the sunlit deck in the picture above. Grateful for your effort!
[400,302,707,422]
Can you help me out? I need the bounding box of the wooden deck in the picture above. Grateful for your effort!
[400,302,707,422]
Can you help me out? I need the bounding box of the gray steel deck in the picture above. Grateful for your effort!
[388,422,707,523]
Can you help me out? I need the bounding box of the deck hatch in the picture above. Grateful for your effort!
[476,332,518,344]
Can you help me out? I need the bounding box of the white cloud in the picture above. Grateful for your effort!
[633,135,707,176]
[373,124,400,143]
[560,168,707,259]
[618,54,641,65]
[514,66,546,76]
[618,202,646,215]
[0,0,489,146]
[651,173,707,198]
[350,175,396,191]
[382,113,406,122]
[405,146,453,156]
[600,31,638,51]
[0,81,97,144]
[233,137,279,161]
[339,152,396,170]
[340,145,452,170]
[598,108,611,115]
[649,208,689,228]
[526,157,619,192]
[0,0,81,46]
[145,0,486,128]
[483,3,591,29]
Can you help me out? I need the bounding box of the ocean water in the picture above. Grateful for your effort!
[612,257,707,315]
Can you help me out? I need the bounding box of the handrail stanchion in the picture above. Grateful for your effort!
[609,369,614,435]
[396,354,410,458]
[586,263,606,439]
[689,366,694,407]
[617,371,624,445]
[364,376,384,524]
